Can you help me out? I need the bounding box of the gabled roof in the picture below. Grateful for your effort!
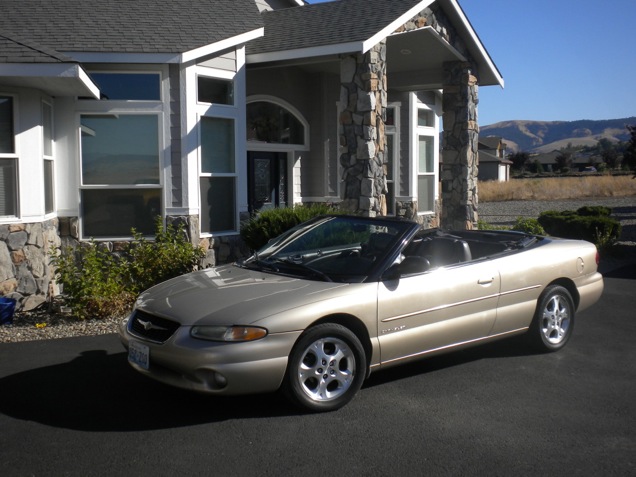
[247,0,503,87]
[0,0,264,62]
[250,0,426,55]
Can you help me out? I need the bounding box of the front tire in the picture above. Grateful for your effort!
[283,323,366,412]
[528,285,575,352]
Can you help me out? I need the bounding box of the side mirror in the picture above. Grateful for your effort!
[384,256,431,280]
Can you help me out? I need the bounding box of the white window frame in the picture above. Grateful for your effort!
[42,100,55,216]
[385,102,400,215]
[76,66,167,240]
[410,93,439,215]
[195,65,242,237]
[0,93,19,220]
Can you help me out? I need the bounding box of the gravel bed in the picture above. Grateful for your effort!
[479,196,636,242]
[0,307,123,344]
[1,196,634,344]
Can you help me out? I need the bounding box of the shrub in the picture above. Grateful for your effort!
[511,217,545,235]
[538,208,621,246]
[126,218,206,293]
[477,219,509,231]
[240,204,341,251]
[51,218,205,319]
[51,241,135,319]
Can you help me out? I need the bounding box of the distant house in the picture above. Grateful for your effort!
[478,136,511,181]
[0,0,503,309]
[532,150,592,172]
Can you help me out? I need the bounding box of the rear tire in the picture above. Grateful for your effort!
[528,285,575,352]
[283,323,366,412]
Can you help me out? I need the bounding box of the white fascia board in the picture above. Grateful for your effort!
[180,28,264,64]
[0,62,99,98]
[77,64,100,98]
[445,0,504,87]
[362,0,435,53]
[247,41,363,64]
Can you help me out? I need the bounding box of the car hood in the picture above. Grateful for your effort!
[134,264,352,326]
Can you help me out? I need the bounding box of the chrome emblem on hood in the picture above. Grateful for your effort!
[137,319,168,332]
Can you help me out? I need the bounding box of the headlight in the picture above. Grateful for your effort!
[190,325,268,342]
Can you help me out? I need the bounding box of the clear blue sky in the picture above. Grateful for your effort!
[306,0,636,126]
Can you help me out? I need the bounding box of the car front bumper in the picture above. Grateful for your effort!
[119,319,302,395]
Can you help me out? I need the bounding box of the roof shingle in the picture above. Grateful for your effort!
[248,0,424,55]
[0,0,263,55]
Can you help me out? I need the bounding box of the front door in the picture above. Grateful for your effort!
[247,151,287,213]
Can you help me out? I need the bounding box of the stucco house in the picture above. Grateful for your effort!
[477,136,511,182]
[0,0,503,310]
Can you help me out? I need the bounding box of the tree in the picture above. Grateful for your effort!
[509,151,530,172]
[555,151,573,172]
[624,125,636,171]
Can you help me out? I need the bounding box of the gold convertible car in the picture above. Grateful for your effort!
[120,215,604,412]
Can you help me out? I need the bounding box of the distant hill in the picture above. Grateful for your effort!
[480,117,636,153]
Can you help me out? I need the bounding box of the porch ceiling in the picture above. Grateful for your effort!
[0,63,99,98]
[248,27,467,91]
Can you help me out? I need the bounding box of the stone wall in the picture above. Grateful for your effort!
[0,219,61,311]
[339,40,388,216]
[441,61,479,230]
[0,215,251,310]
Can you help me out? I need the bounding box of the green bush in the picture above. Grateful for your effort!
[240,204,341,251]
[538,208,621,246]
[126,218,206,293]
[51,241,135,319]
[51,218,205,319]
[511,217,545,235]
[477,219,509,231]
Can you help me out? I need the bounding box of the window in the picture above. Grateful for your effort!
[247,101,304,144]
[0,96,17,217]
[200,117,236,233]
[89,72,161,101]
[80,114,161,237]
[1,96,14,154]
[43,101,54,214]
[384,104,399,215]
[198,76,233,105]
[417,136,435,212]
[412,96,438,214]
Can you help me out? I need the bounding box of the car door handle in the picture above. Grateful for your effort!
[478,277,494,285]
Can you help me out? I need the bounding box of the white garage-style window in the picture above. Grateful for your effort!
[0,95,18,218]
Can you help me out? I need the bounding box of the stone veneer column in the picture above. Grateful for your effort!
[441,61,479,230]
[338,41,388,216]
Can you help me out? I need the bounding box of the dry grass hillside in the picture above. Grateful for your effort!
[481,118,636,153]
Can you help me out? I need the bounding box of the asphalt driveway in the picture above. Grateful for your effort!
[0,266,634,476]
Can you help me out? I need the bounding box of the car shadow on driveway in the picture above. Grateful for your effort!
[0,347,297,431]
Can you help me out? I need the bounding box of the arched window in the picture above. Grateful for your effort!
[246,101,305,145]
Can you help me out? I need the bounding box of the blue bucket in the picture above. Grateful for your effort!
[0,297,16,325]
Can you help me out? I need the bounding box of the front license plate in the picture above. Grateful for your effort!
[128,341,150,370]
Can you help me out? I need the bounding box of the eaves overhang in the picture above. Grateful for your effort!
[441,0,504,87]
[0,62,99,98]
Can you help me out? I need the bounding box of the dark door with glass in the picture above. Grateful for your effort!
[248,152,288,213]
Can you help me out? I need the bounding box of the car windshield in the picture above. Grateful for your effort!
[239,215,414,282]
